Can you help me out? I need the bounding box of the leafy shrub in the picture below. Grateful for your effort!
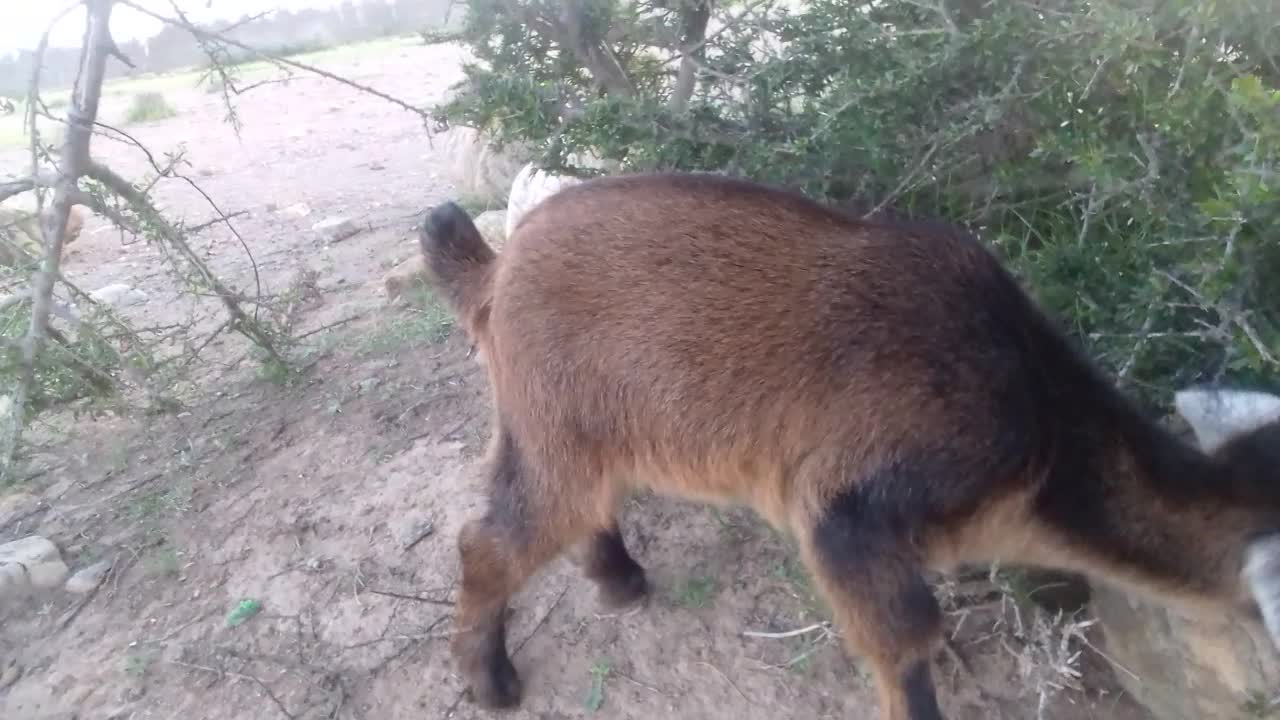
[438,0,1280,409]
[125,92,177,124]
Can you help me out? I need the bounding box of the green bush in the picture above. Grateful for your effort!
[437,0,1280,408]
[125,91,177,124]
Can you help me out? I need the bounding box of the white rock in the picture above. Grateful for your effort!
[89,283,148,307]
[0,536,69,599]
[283,202,312,218]
[64,558,113,594]
[442,127,530,205]
[312,216,362,243]
[505,163,585,240]
[473,210,507,250]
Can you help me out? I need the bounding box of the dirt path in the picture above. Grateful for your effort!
[0,39,1152,720]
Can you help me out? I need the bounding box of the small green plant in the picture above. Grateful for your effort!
[225,598,263,627]
[994,567,1043,609]
[143,545,179,577]
[455,193,500,216]
[124,652,152,677]
[130,480,191,522]
[125,92,176,124]
[258,355,299,386]
[787,649,814,676]
[358,288,454,355]
[1242,691,1280,717]
[772,557,811,595]
[672,574,717,609]
[583,660,610,712]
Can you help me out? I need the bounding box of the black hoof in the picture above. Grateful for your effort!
[598,569,650,613]
[468,652,522,710]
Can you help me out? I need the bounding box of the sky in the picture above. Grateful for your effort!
[0,0,346,54]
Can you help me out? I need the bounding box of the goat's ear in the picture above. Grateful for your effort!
[1174,387,1280,453]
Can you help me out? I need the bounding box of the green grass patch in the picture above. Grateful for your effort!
[125,92,177,124]
[357,287,454,355]
[672,574,717,609]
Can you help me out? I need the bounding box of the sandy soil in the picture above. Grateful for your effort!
[0,39,1154,720]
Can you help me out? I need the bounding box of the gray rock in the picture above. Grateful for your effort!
[402,519,435,550]
[441,127,532,205]
[383,256,429,306]
[1093,582,1280,720]
[312,216,362,243]
[64,558,113,594]
[89,283,148,307]
[0,661,21,690]
[0,535,69,598]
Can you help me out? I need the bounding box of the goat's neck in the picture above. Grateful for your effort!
[1043,403,1246,607]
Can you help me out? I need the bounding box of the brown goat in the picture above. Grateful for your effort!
[417,172,1280,720]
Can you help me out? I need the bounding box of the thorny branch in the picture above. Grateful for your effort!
[1,0,382,475]
[84,162,286,365]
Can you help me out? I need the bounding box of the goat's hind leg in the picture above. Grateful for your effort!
[452,430,606,709]
[799,483,948,720]
[583,522,650,614]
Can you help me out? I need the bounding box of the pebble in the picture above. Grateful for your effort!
[65,558,113,594]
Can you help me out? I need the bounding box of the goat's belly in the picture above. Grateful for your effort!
[621,453,795,530]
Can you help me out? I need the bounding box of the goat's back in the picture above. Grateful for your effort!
[486,173,1092,523]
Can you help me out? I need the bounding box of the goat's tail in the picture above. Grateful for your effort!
[418,201,497,341]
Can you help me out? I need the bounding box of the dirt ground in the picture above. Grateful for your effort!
[0,39,1156,720]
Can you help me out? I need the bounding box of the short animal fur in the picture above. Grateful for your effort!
[417,172,1280,720]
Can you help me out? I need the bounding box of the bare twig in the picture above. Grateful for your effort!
[698,660,754,704]
[667,0,775,64]
[294,314,365,340]
[189,209,250,234]
[367,588,454,607]
[670,1,712,114]
[82,121,267,307]
[25,3,81,212]
[0,176,38,203]
[168,660,296,719]
[118,0,437,141]
[742,622,829,640]
[85,162,286,365]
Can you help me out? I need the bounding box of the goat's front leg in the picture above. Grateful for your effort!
[798,490,947,720]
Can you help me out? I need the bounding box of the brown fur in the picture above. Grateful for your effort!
[0,204,87,269]
[418,172,1280,720]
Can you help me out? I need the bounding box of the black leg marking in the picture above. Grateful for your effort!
[479,612,521,707]
[584,526,649,609]
[902,660,945,720]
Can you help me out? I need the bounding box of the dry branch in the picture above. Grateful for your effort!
[84,162,285,365]
[119,0,438,140]
[670,0,712,114]
[2,0,117,476]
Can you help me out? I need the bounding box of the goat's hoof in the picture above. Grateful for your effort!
[467,653,523,709]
